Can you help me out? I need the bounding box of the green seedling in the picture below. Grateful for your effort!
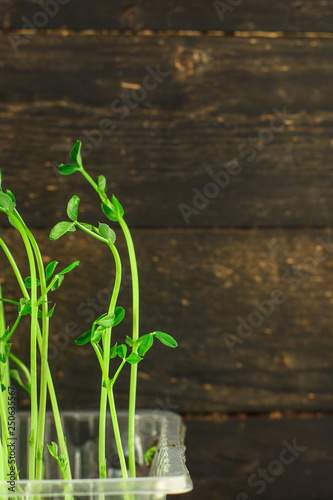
[50,140,178,478]
[0,140,178,485]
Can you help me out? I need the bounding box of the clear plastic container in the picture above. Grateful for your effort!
[0,410,193,499]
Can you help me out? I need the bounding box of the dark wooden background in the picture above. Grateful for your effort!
[1,1,333,498]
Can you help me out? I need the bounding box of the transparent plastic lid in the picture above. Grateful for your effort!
[0,410,193,498]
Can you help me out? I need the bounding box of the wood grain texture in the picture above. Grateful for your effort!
[1,35,333,228]
[1,227,333,413]
[174,416,333,500]
[1,0,333,32]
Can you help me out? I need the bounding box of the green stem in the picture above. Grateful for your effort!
[7,212,38,480]
[0,234,72,481]
[92,343,128,479]
[6,314,22,341]
[78,167,139,478]
[118,218,139,478]
[111,358,127,386]
[0,298,20,306]
[76,220,125,479]
[0,284,9,479]
[26,228,50,480]
[99,242,122,478]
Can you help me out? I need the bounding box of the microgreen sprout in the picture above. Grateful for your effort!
[0,142,178,485]
[52,140,178,478]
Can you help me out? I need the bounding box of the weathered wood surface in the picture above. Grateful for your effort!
[173,416,333,499]
[1,227,333,412]
[1,35,333,227]
[1,0,333,32]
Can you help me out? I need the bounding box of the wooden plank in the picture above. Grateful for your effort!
[1,35,333,228]
[173,416,333,499]
[2,0,333,32]
[1,227,333,413]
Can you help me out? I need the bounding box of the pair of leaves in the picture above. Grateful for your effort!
[49,194,83,239]
[119,332,178,366]
[110,343,127,359]
[101,196,124,222]
[109,344,142,364]
[18,299,44,319]
[48,261,79,291]
[58,141,83,175]
[126,331,178,355]
[75,307,125,346]
[25,261,79,294]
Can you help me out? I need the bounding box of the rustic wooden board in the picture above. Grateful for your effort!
[174,416,333,500]
[1,35,333,228]
[2,0,333,32]
[1,227,333,413]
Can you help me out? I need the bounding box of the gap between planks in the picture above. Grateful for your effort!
[1,226,333,232]
[182,410,333,422]
[1,28,333,39]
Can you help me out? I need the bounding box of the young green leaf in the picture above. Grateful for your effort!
[58,164,81,175]
[96,312,115,328]
[24,276,31,288]
[50,275,65,291]
[47,441,58,459]
[67,195,80,222]
[137,333,154,357]
[25,277,41,289]
[101,203,118,222]
[58,260,80,276]
[59,452,68,470]
[116,344,127,359]
[98,222,116,243]
[80,222,96,232]
[110,344,118,359]
[45,261,59,282]
[98,175,107,194]
[0,192,15,211]
[37,308,43,319]
[0,343,11,363]
[153,331,178,348]
[125,336,133,347]
[0,384,5,392]
[7,216,18,229]
[19,298,31,316]
[24,277,41,289]
[49,221,76,240]
[47,304,56,318]
[91,326,105,343]
[70,141,83,167]
[114,306,125,327]
[10,369,30,393]
[112,195,124,218]
[75,330,92,345]
[126,352,143,365]
[5,190,16,204]
[144,445,157,466]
